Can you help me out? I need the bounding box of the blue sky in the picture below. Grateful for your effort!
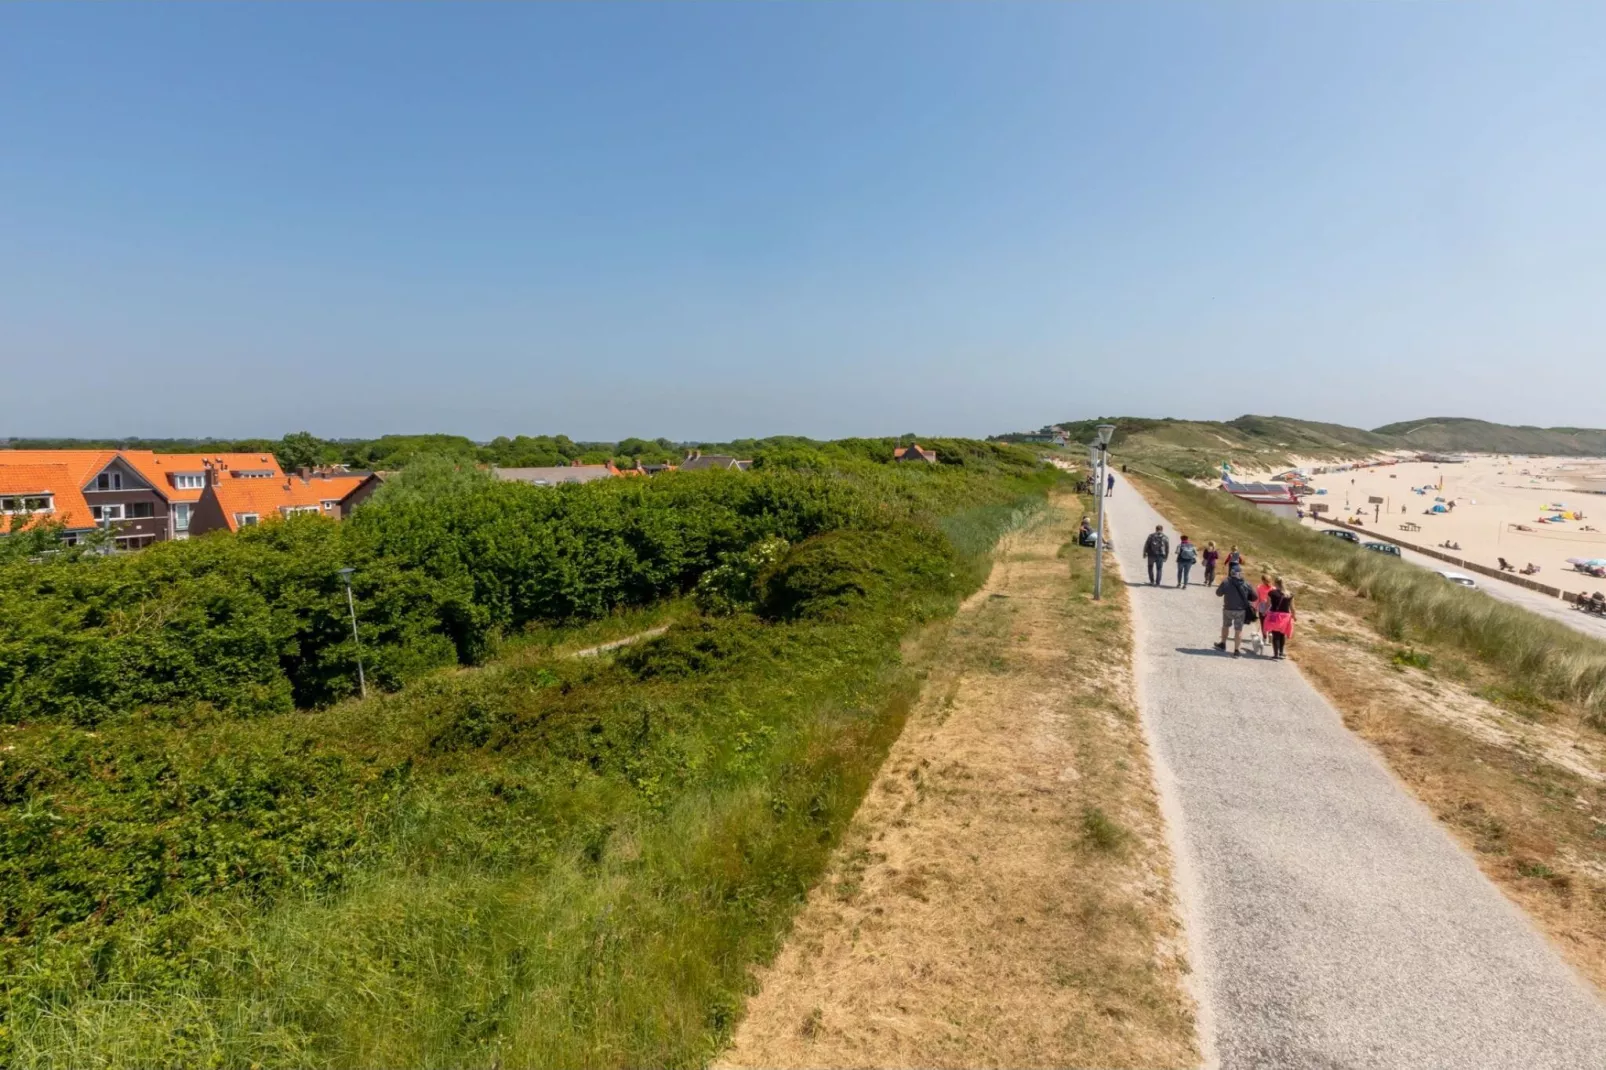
[3,4,1603,440]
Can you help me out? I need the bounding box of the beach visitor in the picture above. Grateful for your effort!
[1106,472,1115,497]
[1265,578,1296,660]
[1255,572,1274,643]
[1143,525,1170,586]
[1214,565,1256,658]
[1176,535,1197,588]
[1078,515,1094,547]
[1226,545,1244,572]
[1202,542,1220,586]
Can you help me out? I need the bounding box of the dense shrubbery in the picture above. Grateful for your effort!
[2,461,1041,726]
[1,446,1058,1067]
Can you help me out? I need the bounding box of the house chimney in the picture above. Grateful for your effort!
[298,466,311,480]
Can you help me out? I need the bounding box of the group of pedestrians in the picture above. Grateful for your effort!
[1140,524,1296,659]
[1141,526,1240,590]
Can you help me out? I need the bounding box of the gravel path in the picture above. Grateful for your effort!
[1105,472,1606,1070]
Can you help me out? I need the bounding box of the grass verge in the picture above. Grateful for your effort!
[718,493,1198,1068]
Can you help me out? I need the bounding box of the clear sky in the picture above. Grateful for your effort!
[3,4,1603,441]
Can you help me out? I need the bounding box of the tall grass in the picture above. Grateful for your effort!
[1133,470,1606,727]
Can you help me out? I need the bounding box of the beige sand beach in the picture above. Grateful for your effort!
[1295,455,1606,591]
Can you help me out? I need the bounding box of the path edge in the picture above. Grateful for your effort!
[1107,479,1221,1070]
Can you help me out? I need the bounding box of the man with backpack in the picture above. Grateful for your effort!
[1214,565,1257,657]
[1142,524,1170,586]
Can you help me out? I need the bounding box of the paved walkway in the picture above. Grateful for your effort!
[1104,472,1606,1070]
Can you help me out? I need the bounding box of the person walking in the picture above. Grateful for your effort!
[1214,565,1256,657]
[1176,535,1197,588]
[1265,577,1296,660]
[1255,572,1274,644]
[1202,541,1220,586]
[1225,545,1244,573]
[1106,471,1115,497]
[1142,525,1170,586]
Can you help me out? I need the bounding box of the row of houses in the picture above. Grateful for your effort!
[0,449,380,548]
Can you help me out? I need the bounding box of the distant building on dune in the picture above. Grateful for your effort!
[893,443,939,464]
[493,461,621,485]
[1222,480,1301,520]
[1014,425,1069,447]
[679,451,753,472]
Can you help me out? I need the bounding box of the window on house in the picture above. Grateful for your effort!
[283,505,320,517]
[115,534,154,551]
[173,503,192,531]
[126,502,154,519]
[174,474,205,490]
[1,496,50,513]
[237,513,259,527]
[95,472,123,490]
[90,504,124,523]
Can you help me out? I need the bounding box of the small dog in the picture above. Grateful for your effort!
[1251,634,1265,657]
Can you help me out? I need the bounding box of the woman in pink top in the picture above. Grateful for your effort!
[1255,573,1274,643]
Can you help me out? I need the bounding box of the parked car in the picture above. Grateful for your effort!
[1436,570,1478,589]
[1363,541,1401,557]
[1322,529,1361,544]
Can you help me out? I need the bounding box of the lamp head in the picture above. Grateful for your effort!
[1096,424,1116,446]
[336,567,356,579]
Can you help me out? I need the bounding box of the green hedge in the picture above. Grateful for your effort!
[1,453,1050,726]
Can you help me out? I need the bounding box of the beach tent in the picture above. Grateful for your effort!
[1431,504,1448,513]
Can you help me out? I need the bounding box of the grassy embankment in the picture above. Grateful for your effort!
[3,458,1058,1068]
[1129,468,1606,989]
[721,492,1197,1069]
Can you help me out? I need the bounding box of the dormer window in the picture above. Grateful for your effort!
[1,495,52,514]
[173,474,206,490]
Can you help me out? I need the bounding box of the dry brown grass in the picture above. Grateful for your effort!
[717,495,1198,1069]
[1131,472,1606,995]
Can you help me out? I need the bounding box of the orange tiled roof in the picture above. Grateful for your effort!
[0,450,121,486]
[120,451,283,503]
[0,449,285,504]
[208,474,371,532]
[0,463,96,533]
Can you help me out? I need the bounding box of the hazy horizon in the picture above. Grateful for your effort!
[5,4,1604,440]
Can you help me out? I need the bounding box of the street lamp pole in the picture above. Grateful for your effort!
[1092,424,1116,601]
[337,567,367,699]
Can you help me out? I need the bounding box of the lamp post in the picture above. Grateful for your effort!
[336,567,367,699]
[1092,423,1116,600]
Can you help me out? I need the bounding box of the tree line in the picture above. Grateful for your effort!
[0,442,1046,726]
[4,431,1025,473]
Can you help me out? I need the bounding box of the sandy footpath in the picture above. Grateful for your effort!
[718,498,1196,1069]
